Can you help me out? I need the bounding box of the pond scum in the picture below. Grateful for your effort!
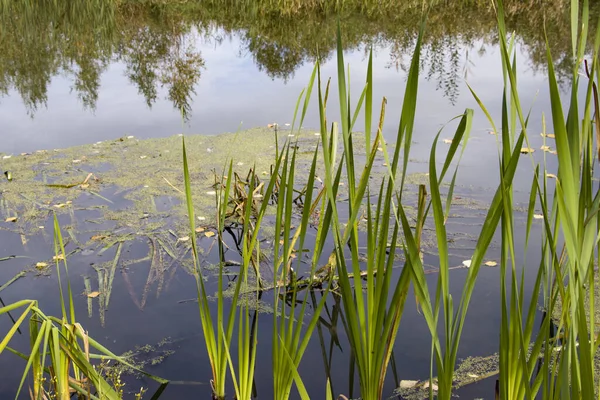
[1,0,600,399]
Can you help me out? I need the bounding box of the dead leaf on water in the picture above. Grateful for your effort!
[533,214,544,220]
[484,261,498,267]
[206,191,216,195]
[178,236,190,242]
[5,217,17,222]
[462,260,472,268]
[205,231,215,238]
[540,133,555,138]
[195,227,205,233]
[36,262,48,269]
[91,235,107,241]
[540,145,551,151]
[87,291,100,298]
[53,254,65,261]
[80,183,90,189]
[442,138,453,144]
[520,147,535,154]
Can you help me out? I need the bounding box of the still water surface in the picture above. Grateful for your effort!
[0,2,589,398]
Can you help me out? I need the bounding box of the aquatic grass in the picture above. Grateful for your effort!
[183,121,290,397]
[0,214,168,400]
[479,0,600,398]
[270,64,336,400]
[307,20,428,400]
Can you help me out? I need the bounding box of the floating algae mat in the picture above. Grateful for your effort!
[0,128,327,235]
[0,127,496,280]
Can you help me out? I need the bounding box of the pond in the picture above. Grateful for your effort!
[0,1,597,399]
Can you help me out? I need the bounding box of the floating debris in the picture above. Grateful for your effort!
[540,133,555,138]
[5,217,17,222]
[520,147,535,154]
[399,380,419,389]
[462,260,472,268]
[484,261,497,267]
[442,138,453,144]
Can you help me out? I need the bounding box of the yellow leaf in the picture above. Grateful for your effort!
[36,262,48,269]
[205,231,215,238]
[520,147,535,154]
[5,217,17,222]
[53,254,65,261]
[195,227,205,233]
[87,291,101,298]
[484,261,497,267]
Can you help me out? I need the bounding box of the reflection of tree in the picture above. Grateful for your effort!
[0,0,597,116]
[0,1,204,118]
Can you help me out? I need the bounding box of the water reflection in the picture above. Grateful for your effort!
[0,1,204,119]
[0,0,596,118]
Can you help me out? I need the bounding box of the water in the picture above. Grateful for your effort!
[0,1,594,399]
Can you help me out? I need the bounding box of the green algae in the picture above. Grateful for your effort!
[393,353,499,400]
[0,128,323,235]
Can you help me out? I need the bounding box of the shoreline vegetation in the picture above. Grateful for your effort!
[1,0,600,399]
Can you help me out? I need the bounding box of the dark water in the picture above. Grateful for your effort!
[0,1,594,399]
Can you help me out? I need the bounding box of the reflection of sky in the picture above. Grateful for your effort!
[0,31,562,195]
